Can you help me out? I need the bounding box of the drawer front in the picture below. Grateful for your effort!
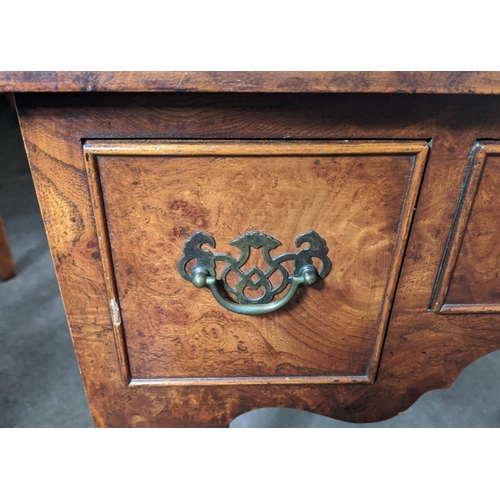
[85,139,428,385]
[432,142,500,313]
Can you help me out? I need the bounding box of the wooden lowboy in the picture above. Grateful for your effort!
[3,72,500,426]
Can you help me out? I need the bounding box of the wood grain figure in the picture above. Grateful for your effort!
[2,71,500,94]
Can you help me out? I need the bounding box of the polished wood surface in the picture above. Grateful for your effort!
[432,143,500,314]
[85,140,427,385]
[3,71,500,94]
[0,215,16,281]
[15,91,500,426]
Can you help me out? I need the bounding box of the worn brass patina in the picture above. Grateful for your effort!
[178,231,331,315]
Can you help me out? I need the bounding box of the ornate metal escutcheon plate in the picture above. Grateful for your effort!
[178,231,331,315]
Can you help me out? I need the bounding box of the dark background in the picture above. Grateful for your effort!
[1,94,499,428]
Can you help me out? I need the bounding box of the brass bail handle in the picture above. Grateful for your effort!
[178,230,331,316]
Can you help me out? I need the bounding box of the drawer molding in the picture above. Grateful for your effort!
[129,375,371,387]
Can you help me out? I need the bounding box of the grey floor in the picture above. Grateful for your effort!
[1,94,499,428]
